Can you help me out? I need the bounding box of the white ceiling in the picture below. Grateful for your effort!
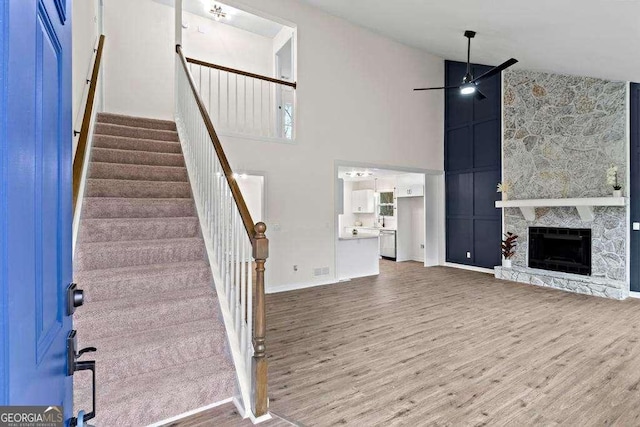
[155,0,285,38]
[300,0,640,82]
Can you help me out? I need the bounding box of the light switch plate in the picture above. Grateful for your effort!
[634,222,640,231]
[466,252,471,259]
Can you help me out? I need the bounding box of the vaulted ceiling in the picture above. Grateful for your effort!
[300,0,640,82]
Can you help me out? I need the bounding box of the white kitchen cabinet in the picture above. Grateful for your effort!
[396,184,424,198]
[351,189,375,213]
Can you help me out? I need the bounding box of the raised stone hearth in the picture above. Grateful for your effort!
[495,265,625,300]
[498,69,628,299]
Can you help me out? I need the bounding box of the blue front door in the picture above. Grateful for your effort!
[1,0,73,421]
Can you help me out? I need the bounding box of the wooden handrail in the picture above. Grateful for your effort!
[177,44,270,418]
[186,56,297,89]
[177,46,257,240]
[73,35,105,214]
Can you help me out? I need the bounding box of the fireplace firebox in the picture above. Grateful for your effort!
[528,227,591,276]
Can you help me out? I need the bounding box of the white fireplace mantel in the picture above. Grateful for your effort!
[495,197,626,221]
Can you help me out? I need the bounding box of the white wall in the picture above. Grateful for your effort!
[102,0,275,120]
[219,0,444,291]
[103,0,175,119]
[236,174,264,223]
[72,0,99,154]
[183,12,273,76]
[101,0,444,291]
[273,26,295,79]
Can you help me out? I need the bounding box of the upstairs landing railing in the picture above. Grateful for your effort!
[175,45,269,420]
[186,57,296,141]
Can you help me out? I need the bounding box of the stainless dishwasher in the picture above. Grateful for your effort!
[379,230,396,260]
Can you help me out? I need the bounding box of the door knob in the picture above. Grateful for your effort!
[66,283,85,315]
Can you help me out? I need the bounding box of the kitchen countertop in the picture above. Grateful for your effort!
[338,233,380,241]
[349,226,396,231]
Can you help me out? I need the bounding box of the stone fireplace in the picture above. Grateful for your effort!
[494,70,628,300]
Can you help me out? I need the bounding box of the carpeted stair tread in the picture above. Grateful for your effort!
[97,112,177,131]
[75,237,206,271]
[93,134,182,154]
[86,178,192,198]
[74,285,213,320]
[89,162,188,182]
[78,217,199,243]
[74,113,237,425]
[92,147,185,167]
[95,122,179,142]
[74,261,212,303]
[74,355,236,427]
[81,319,228,385]
[74,260,209,283]
[74,291,216,341]
[83,318,222,362]
[82,197,196,219]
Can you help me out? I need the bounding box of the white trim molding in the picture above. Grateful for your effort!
[496,197,626,222]
[444,262,494,275]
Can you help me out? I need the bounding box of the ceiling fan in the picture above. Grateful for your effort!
[414,30,518,100]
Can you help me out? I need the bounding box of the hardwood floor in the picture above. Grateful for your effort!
[164,403,295,426]
[175,260,640,426]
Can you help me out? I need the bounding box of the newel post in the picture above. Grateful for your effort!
[252,222,269,417]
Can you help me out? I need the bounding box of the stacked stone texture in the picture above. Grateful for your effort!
[500,69,627,299]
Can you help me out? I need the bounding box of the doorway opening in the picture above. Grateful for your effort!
[335,164,443,281]
[275,37,294,139]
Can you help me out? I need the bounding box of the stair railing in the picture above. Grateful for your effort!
[185,57,297,141]
[72,35,105,254]
[174,45,269,420]
[73,34,105,214]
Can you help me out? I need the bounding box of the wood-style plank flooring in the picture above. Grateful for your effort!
[175,261,640,426]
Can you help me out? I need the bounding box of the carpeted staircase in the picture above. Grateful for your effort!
[73,113,237,426]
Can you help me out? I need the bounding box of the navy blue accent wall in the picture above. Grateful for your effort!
[630,83,640,291]
[445,60,502,268]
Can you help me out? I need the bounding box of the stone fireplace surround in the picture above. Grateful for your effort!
[494,70,628,300]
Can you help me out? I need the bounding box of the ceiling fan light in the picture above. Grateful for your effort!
[460,84,476,95]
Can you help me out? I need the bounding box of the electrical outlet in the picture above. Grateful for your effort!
[313,268,322,277]
[293,265,298,272]
[466,252,471,259]
[322,267,330,275]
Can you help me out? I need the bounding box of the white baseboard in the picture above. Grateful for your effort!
[266,278,340,294]
[443,262,494,275]
[146,398,233,427]
[629,291,640,299]
[232,397,274,424]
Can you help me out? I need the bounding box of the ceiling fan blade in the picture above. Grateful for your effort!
[413,86,460,91]
[470,58,518,85]
[474,88,487,101]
